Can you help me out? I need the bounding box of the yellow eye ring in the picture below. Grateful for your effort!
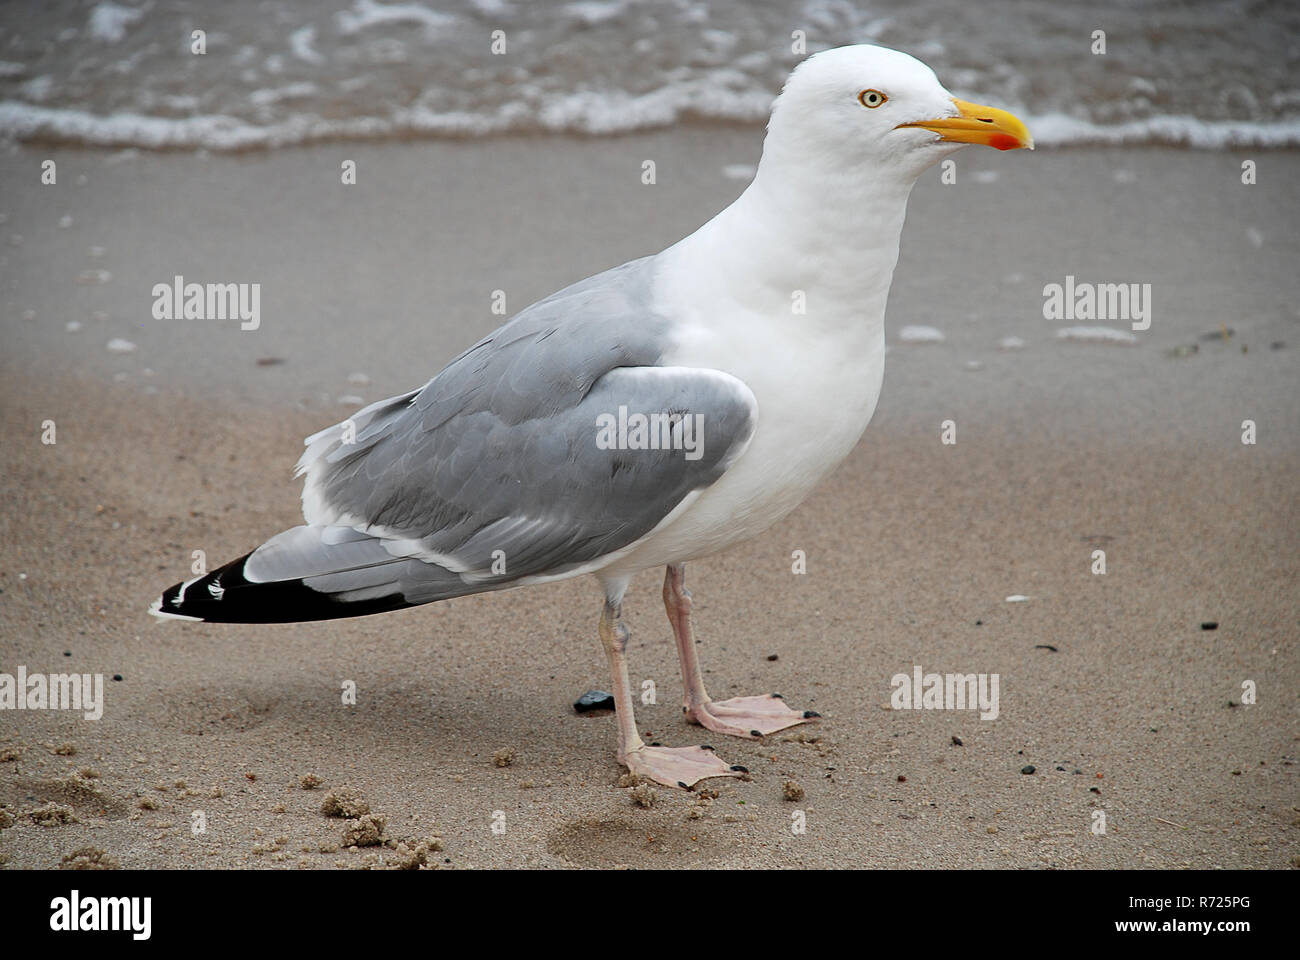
[858,89,887,108]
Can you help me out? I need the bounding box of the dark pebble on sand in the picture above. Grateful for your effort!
[897,775,906,782]
[112,674,122,682]
[1201,621,1218,630]
[951,735,963,746]
[766,654,779,661]
[1056,766,1065,771]
[573,690,615,713]
[1034,644,1058,652]
[1021,765,1036,775]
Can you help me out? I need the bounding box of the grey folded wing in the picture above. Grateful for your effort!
[244,256,759,606]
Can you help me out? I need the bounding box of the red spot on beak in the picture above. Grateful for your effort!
[989,133,1021,151]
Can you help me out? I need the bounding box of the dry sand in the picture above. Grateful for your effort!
[0,133,1296,868]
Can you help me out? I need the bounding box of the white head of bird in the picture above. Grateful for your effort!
[684,43,1034,311]
[759,44,1032,196]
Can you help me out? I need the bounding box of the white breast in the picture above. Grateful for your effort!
[599,275,888,576]
[593,153,910,580]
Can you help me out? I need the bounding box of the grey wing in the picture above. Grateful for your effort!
[242,257,758,607]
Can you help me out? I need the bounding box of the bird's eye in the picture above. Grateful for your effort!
[858,89,887,108]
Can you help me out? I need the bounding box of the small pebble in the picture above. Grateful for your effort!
[574,690,615,713]
[1020,765,1036,775]
[1201,621,1218,630]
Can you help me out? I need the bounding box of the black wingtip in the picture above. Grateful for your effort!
[152,551,414,625]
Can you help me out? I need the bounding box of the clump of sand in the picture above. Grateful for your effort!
[320,792,370,818]
[783,780,806,802]
[252,836,289,855]
[342,814,386,847]
[61,847,118,870]
[28,802,78,826]
[299,773,323,790]
[493,748,516,768]
[386,839,431,869]
[630,783,657,808]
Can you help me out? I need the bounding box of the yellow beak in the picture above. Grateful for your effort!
[896,98,1034,151]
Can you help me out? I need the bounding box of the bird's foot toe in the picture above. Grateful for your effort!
[686,694,819,739]
[622,743,745,789]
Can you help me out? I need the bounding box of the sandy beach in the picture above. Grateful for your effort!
[0,134,1296,869]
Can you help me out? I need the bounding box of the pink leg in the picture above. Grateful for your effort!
[597,599,745,789]
[664,564,819,739]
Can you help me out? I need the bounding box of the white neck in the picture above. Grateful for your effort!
[663,141,920,342]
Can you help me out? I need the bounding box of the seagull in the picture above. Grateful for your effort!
[152,44,1032,789]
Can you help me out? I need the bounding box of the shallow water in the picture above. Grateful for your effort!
[1,0,1297,150]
